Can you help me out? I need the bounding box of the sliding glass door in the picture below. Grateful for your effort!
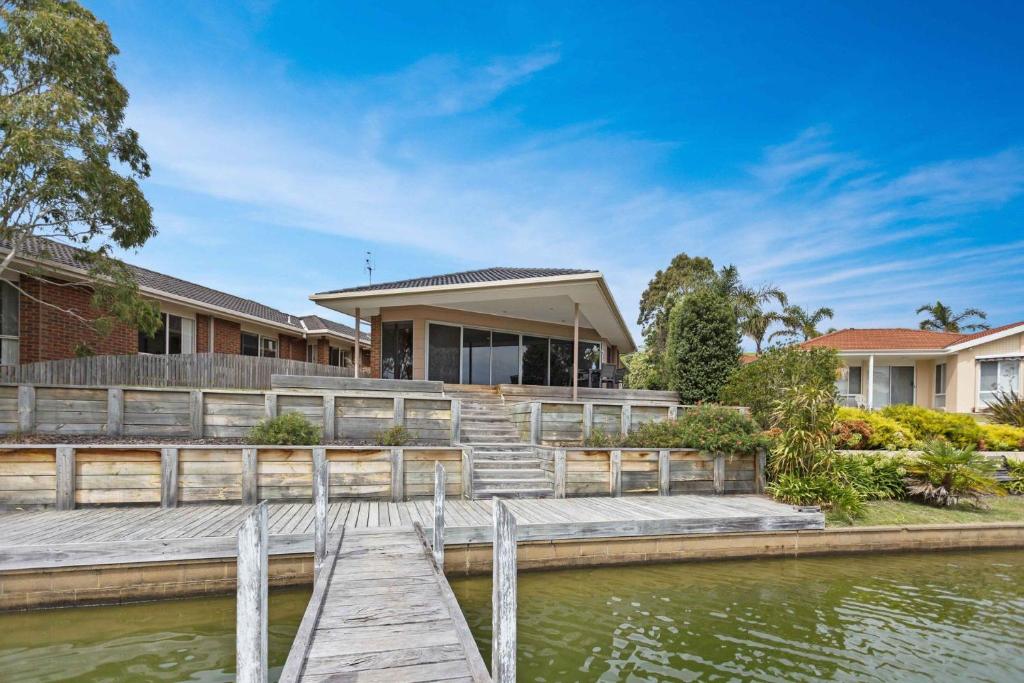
[492,332,520,384]
[381,321,413,380]
[521,336,548,385]
[462,328,491,385]
[427,324,460,383]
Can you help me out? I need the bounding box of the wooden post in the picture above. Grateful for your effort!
[322,395,336,441]
[55,445,75,511]
[353,308,361,378]
[433,462,445,568]
[658,449,670,496]
[620,404,632,438]
[755,448,767,494]
[492,499,517,683]
[582,403,594,440]
[312,447,328,581]
[529,402,541,445]
[571,302,580,402]
[107,387,124,436]
[189,390,204,438]
[264,393,277,420]
[461,446,473,499]
[554,448,567,499]
[450,399,461,444]
[237,501,268,683]
[393,396,405,428]
[391,447,405,502]
[17,385,35,433]
[242,447,258,505]
[610,449,622,497]
[161,447,179,508]
[668,405,678,421]
[713,453,725,494]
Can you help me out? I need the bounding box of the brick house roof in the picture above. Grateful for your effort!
[2,237,366,341]
[318,267,598,295]
[801,324,1024,351]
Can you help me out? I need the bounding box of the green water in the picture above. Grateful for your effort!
[452,550,1024,682]
[0,587,310,682]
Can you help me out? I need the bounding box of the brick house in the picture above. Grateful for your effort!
[0,237,369,367]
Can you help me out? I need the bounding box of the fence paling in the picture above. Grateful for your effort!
[0,353,362,390]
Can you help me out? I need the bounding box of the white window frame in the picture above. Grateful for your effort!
[0,280,20,366]
[978,359,1021,408]
[139,312,196,356]
[934,363,947,410]
[240,330,277,358]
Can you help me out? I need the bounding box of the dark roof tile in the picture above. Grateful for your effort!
[318,266,597,295]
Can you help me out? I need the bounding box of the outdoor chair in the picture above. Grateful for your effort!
[600,363,617,388]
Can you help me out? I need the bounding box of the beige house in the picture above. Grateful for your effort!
[802,323,1024,413]
[311,267,636,396]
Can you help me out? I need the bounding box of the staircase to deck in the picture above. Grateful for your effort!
[445,385,553,499]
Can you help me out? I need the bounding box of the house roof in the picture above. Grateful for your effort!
[318,267,598,295]
[1,237,367,342]
[801,323,1024,352]
[299,314,364,340]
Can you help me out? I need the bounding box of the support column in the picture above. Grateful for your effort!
[161,447,179,508]
[492,500,518,683]
[353,307,361,378]
[867,354,875,410]
[572,302,580,402]
[313,447,328,581]
[433,462,445,568]
[237,502,268,683]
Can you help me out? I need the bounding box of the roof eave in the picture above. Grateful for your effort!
[945,324,1024,352]
[311,271,603,300]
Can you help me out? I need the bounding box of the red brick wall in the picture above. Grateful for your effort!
[314,337,330,364]
[18,276,139,363]
[369,315,381,378]
[212,318,241,354]
[279,333,306,361]
[195,314,211,353]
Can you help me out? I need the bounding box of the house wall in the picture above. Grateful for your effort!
[377,305,609,381]
[952,332,1024,412]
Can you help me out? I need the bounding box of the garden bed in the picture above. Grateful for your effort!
[0,434,448,447]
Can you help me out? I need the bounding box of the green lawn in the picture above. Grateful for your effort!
[826,496,1024,527]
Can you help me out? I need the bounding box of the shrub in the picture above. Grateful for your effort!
[1005,459,1024,495]
[979,423,1024,451]
[720,346,841,427]
[987,389,1024,427]
[836,407,918,450]
[374,425,411,446]
[247,412,321,445]
[664,288,741,404]
[621,405,767,453]
[767,473,865,521]
[903,440,1004,508]
[880,404,983,449]
[833,418,873,449]
[583,427,621,448]
[621,349,664,390]
[769,385,837,477]
[833,452,907,501]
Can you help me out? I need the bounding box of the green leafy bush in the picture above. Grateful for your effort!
[621,405,767,453]
[978,423,1024,451]
[987,389,1024,427]
[833,452,907,501]
[767,473,865,521]
[374,425,411,446]
[903,440,1004,508]
[583,427,621,448]
[833,417,873,449]
[769,385,837,477]
[1005,458,1024,494]
[664,288,741,404]
[621,349,664,390]
[247,412,321,445]
[880,405,983,448]
[720,346,841,427]
[836,407,918,450]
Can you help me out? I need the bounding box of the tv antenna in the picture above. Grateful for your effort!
[364,251,375,284]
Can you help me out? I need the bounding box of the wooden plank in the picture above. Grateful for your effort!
[272,375,443,393]
[658,449,670,496]
[321,395,335,441]
[433,462,445,568]
[242,447,258,505]
[610,449,622,497]
[391,447,404,502]
[18,385,35,433]
[190,390,203,438]
[313,447,328,581]
[554,449,567,499]
[55,446,74,511]
[492,500,517,683]
[714,453,725,494]
[237,502,268,683]
[161,447,179,508]
[107,387,124,436]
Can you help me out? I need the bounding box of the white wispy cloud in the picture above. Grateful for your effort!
[123,48,1024,341]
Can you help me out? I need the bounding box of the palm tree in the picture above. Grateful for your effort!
[770,305,835,343]
[916,301,989,333]
[741,306,787,354]
[713,267,789,354]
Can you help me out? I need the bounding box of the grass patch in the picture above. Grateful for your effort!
[826,496,1024,527]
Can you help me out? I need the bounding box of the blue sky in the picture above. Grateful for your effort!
[89,1,1024,345]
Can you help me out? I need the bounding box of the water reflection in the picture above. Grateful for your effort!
[452,550,1024,682]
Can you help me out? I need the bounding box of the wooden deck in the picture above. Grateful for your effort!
[0,495,823,572]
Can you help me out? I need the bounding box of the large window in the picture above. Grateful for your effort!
[980,360,1020,407]
[381,321,413,380]
[492,332,520,384]
[428,324,461,383]
[837,366,862,397]
[0,281,19,365]
[462,327,491,384]
[139,313,195,355]
[935,363,947,409]
[521,336,548,385]
[240,332,260,357]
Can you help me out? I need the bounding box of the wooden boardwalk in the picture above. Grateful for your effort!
[0,495,823,572]
[282,528,489,682]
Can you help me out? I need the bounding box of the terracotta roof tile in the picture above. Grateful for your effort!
[800,322,1024,351]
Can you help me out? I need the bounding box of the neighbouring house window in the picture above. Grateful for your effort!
[0,281,19,365]
[935,363,947,409]
[240,332,259,356]
[261,337,277,358]
[979,360,1020,407]
[306,344,316,363]
[138,313,195,355]
[836,366,863,403]
[328,346,350,367]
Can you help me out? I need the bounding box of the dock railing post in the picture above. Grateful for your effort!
[713,453,725,495]
[461,446,473,500]
[313,447,329,581]
[161,447,179,508]
[610,449,622,497]
[492,499,518,683]
[554,448,567,499]
[237,501,268,683]
[658,449,670,496]
[433,462,445,568]
[450,398,461,443]
[529,402,541,445]
[755,448,767,494]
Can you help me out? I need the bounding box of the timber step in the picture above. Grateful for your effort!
[474,487,554,499]
[473,459,543,469]
[474,468,548,480]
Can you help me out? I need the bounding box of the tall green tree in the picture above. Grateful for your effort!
[664,287,741,403]
[771,305,835,343]
[916,301,989,333]
[1,0,160,337]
